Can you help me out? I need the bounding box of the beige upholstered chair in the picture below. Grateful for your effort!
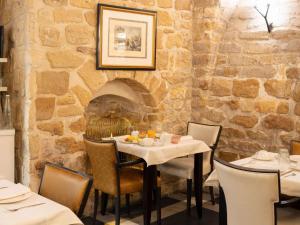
[290,140,300,155]
[84,136,161,225]
[39,163,93,218]
[159,122,222,213]
[214,157,300,225]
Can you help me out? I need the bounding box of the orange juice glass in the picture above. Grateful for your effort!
[147,130,156,138]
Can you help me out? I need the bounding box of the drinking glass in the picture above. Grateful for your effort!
[279,148,290,171]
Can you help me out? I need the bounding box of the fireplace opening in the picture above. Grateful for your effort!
[85,78,160,140]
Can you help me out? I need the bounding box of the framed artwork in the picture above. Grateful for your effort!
[96,4,157,70]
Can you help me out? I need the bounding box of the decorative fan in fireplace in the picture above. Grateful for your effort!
[86,113,132,141]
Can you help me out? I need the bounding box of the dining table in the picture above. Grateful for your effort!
[115,135,211,225]
[205,153,300,225]
[0,179,83,225]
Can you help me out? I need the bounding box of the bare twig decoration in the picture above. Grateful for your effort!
[254,4,273,33]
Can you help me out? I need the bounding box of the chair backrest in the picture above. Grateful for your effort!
[214,158,280,225]
[39,163,92,217]
[84,137,119,196]
[187,122,222,149]
[290,140,300,155]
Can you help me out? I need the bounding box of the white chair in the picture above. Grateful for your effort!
[159,122,222,213]
[214,157,300,225]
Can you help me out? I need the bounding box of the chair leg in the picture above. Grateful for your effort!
[126,193,131,217]
[156,187,162,225]
[93,189,99,225]
[209,186,215,205]
[115,196,121,225]
[187,179,192,215]
[100,192,109,215]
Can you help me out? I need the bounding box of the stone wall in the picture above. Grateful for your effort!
[23,0,194,191]
[0,0,32,184]
[193,0,300,157]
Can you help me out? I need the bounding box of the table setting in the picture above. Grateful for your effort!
[206,149,300,197]
[0,179,83,225]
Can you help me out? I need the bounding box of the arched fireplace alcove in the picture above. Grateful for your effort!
[85,78,161,140]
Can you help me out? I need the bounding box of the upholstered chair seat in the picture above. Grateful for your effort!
[159,156,211,179]
[39,163,93,218]
[159,122,222,213]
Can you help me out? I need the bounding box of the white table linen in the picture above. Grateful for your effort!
[205,155,300,197]
[116,136,211,166]
[0,180,83,225]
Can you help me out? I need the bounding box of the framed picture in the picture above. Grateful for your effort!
[96,4,157,70]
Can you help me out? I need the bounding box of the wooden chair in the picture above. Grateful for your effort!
[84,136,161,225]
[215,157,300,225]
[290,140,300,155]
[159,122,222,213]
[39,163,93,218]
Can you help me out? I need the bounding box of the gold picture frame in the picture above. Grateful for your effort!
[96,4,157,70]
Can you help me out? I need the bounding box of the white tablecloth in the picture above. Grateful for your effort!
[116,137,211,166]
[205,156,300,197]
[0,180,83,225]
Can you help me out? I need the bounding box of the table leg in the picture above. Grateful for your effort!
[219,186,227,225]
[194,153,203,218]
[143,164,156,225]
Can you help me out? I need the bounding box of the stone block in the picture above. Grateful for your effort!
[222,127,245,138]
[44,0,67,6]
[57,93,76,105]
[77,60,108,93]
[71,85,92,107]
[219,43,241,53]
[70,0,96,9]
[156,51,169,70]
[36,97,55,121]
[54,8,83,23]
[287,67,300,79]
[226,100,239,110]
[55,137,84,153]
[69,117,86,133]
[37,71,69,96]
[84,11,96,26]
[294,103,300,116]
[63,151,87,172]
[240,99,255,112]
[230,115,258,128]
[39,26,60,47]
[175,0,191,10]
[158,11,173,26]
[263,114,294,131]
[277,102,289,114]
[47,51,84,68]
[233,79,259,98]
[37,121,64,136]
[247,130,268,140]
[57,105,83,117]
[157,0,172,8]
[254,100,277,113]
[240,66,276,78]
[210,78,232,96]
[264,80,292,99]
[293,82,300,102]
[215,66,239,77]
[65,25,92,45]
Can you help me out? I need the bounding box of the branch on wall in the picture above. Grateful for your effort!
[254,4,273,33]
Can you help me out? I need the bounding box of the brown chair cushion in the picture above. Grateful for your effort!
[120,168,143,194]
[39,164,91,215]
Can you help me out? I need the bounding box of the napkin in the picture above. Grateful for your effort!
[0,183,30,200]
[180,135,193,143]
[0,180,13,189]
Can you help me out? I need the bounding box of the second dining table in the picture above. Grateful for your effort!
[115,135,211,225]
